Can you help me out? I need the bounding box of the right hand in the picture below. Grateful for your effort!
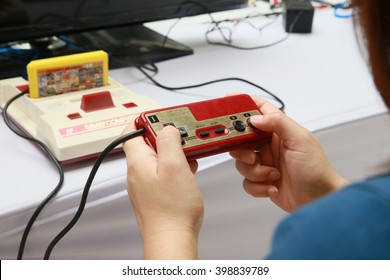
[230,96,349,212]
[122,121,204,259]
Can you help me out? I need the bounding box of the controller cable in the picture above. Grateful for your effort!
[2,89,146,259]
[136,65,285,110]
[1,89,65,260]
[43,127,146,260]
[106,52,285,110]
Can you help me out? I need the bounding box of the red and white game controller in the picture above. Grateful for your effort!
[135,94,271,160]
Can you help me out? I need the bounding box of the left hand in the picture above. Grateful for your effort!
[229,95,348,212]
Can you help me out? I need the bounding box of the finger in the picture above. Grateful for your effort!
[229,149,257,165]
[226,94,281,115]
[249,112,311,147]
[249,96,282,115]
[243,179,279,198]
[230,142,275,167]
[235,160,280,183]
[156,125,188,168]
[248,97,306,138]
[225,92,247,97]
[188,160,199,174]
[257,143,275,168]
[229,95,310,145]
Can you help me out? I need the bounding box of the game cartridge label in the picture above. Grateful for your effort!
[27,50,109,98]
[37,62,105,97]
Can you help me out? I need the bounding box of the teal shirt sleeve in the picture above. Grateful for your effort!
[265,175,390,260]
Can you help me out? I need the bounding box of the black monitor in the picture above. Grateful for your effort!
[0,0,248,79]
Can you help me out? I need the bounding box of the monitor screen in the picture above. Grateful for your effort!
[0,0,248,42]
[0,0,248,79]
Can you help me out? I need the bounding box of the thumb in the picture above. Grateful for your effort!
[249,112,310,144]
[156,125,188,164]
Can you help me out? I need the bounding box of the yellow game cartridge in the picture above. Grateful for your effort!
[27,50,109,98]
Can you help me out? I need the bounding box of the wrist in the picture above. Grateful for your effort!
[143,229,200,260]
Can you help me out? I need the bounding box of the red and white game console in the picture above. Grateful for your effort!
[0,77,160,164]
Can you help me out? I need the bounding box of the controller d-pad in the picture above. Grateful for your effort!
[163,122,175,127]
[178,127,188,137]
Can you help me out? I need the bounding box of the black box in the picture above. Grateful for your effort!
[282,0,314,33]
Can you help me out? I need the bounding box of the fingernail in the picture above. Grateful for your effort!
[250,115,264,124]
[267,186,278,197]
[268,171,280,181]
[241,151,256,165]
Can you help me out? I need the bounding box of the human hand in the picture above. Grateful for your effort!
[229,96,349,212]
[122,120,204,259]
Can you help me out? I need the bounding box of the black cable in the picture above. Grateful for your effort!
[164,2,282,50]
[1,89,65,260]
[112,51,285,120]
[43,127,146,259]
[178,0,234,43]
[205,9,304,50]
[136,65,285,110]
[206,28,290,50]
[138,63,159,74]
[205,12,282,45]
[175,0,289,50]
[162,17,183,47]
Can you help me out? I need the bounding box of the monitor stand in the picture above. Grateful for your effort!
[0,25,193,79]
